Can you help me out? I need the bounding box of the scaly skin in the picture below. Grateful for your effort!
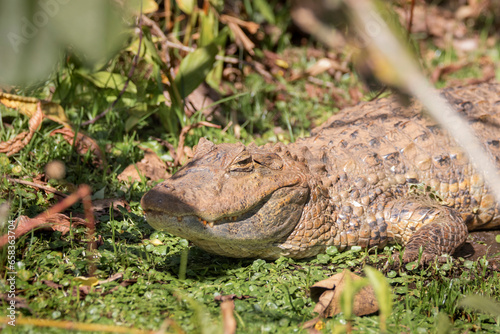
[141,83,500,261]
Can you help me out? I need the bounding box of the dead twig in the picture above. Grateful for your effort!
[0,185,96,274]
[98,272,124,285]
[141,14,240,65]
[141,14,274,82]
[406,0,415,36]
[6,177,68,198]
[154,137,177,163]
[174,121,221,166]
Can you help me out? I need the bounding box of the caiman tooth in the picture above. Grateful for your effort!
[202,220,208,226]
[207,222,214,228]
[232,216,237,221]
[177,216,182,222]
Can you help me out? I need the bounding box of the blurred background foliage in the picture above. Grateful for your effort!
[1,0,499,171]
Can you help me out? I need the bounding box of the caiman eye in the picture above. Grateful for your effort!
[229,156,254,172]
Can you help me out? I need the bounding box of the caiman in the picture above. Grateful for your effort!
[141,83,500,262]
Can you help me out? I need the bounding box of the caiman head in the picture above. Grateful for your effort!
[141,138,310,259]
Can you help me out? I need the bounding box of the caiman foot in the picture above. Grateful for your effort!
[402,208,468,264]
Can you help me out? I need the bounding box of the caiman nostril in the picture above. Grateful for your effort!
[162,184,175,191]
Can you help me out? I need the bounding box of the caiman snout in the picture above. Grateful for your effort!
[141,180,192,216]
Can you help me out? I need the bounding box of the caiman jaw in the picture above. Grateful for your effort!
[142,185,309,258]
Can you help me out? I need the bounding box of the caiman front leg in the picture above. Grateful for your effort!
[383,199,468,263]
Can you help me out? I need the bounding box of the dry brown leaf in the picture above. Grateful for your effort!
[42,280,92,299]
[0,93,40,117]
[0,214,87,247]
[466,62,496,85]
[42,280,63,289]
[0,101,43,156]
[184,83,221,118]
[430,61,470,83]
[92,198,130,218]
[0,92,69,125]
[348,87,363,105]
[221,300,237,334]
[310,270,379,318]
[0,293,30,311]
[118,148,169,182]
[50,128,105,168]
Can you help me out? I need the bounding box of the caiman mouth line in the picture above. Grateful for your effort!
[144,193,272,228]
[143,210,246,228]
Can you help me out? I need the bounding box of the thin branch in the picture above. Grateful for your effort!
[141,15,241,65]
[174,121,221,166]
[406,0,415,36]
[6,176,68,198]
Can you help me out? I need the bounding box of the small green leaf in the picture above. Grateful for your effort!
[82,71,137,93]
[176,0,196,15]
[253,0,275,24]
[92,186,106,200]
[405,261,418,271]
[126,0,159,14]
[316,253,330,264]
[173,42,218,99]
[496,234,500,243]
[351,246,362,253]
[326,246,339,255]
[464,260,475,269]
[199,9,216,47]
